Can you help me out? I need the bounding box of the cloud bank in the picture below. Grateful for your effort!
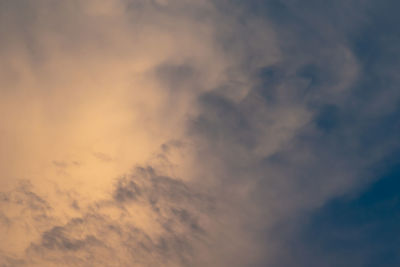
[1,0,400,266]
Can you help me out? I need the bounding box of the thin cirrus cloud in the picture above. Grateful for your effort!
[1,0,400,266]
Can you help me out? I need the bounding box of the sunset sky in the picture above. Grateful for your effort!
[1,0,400,266]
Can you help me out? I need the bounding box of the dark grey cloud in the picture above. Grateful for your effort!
[36,225,102,251]
[92,152,114,162]
[0,180,52,214]
[52,161,69,168]
[1,163,215,266]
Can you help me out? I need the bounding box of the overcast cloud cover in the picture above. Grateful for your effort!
[1,0,400,266]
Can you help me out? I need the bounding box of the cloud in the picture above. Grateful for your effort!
[1,163,214,266]
[1,0,400,266]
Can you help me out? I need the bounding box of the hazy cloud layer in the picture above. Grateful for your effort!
[1,0,400,266]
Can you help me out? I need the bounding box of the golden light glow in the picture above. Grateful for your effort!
[0,1,281,266]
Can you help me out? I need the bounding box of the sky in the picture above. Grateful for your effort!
[1,0,400,266]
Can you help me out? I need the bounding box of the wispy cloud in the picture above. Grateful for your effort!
[1,0,400,266]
